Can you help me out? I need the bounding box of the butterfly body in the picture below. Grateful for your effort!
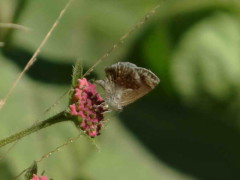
[96,62,160,111]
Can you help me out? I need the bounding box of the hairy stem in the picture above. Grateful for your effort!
[0,111,73,148]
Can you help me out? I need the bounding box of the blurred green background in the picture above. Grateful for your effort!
[1,0,240,179]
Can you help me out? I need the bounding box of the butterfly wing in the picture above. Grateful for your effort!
[105,62,140,89]
[105,62,160,107]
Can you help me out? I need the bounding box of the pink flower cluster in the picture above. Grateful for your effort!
[30,174,48,180]
[69,78,106,137]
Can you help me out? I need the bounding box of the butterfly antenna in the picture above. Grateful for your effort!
[82,4,161,77]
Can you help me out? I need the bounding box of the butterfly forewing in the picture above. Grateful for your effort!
[105,62,141,89]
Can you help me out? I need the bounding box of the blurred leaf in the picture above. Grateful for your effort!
[171,12,240,104]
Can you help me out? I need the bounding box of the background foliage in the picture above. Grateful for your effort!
[1,0,240,179]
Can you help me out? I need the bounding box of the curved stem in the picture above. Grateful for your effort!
[0,111,72,148]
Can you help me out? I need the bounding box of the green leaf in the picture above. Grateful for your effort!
[171,12,240,104]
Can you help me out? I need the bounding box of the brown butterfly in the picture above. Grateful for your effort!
[96,62,160,111]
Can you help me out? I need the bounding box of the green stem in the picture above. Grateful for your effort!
[0,111,72,148]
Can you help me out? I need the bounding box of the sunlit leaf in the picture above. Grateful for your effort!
[171,12,240,103]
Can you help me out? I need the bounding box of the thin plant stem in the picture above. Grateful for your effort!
[36,133,81,163]
[0,111,73,148]
[0,23,30,31]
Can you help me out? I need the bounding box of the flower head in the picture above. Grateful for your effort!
[69,78,107,137]
[30,174,48,180]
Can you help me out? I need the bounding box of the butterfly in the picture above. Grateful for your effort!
[96,62,160,111]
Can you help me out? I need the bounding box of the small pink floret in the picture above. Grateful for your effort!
[31,174,38,180]
[74,88,83,98]
[39,176,48,180]
[91,118,98,123]
[78,78,88,88]
[96,94,103,102]
[69,104,78,115]
[30,174,48,180]
[79,111,86,119]
[80,120,87,129]
[88,130,97,137]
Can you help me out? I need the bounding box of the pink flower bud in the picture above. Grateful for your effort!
[69,104,78,115]
[30,174,48,180]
